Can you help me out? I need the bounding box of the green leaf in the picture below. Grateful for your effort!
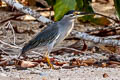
[53,0,76,21]
[81,0,94,21]
[76,0,110,26]
[76,0,94,22]
[45,0,56,6]
[75,0,84,11]
[82,0,94,12]
[114,0,120,20]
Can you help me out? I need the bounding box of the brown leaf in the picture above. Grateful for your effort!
[82,63,88,66]
[91,17,111,26]
[17,60,38,68]
[70,60,78,66]
[98,44,115,54]
[109,61,120,65]
[82,59,95,65]
[55,61,66,66]
[109,64,118,68]
[101,62,107,68]
[70,58,81,66]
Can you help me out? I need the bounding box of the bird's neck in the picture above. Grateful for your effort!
[58,18,75,36]
[59,18,75,29]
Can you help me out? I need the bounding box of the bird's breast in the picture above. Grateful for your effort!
[55,22,74,46]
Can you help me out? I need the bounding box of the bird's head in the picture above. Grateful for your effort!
[63,10,86,19]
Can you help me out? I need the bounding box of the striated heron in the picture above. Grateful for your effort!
[18,10,86,69]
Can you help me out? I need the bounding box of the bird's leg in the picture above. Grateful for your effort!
[44,51,54,69]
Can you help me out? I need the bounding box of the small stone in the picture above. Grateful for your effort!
[103,73,109,78]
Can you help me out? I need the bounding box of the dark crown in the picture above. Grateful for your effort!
[65,10,76,15]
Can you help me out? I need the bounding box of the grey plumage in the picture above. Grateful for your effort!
[19,10,82,58]
[21,22,59,54]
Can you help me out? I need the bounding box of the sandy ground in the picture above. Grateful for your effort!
[0,0,120,80]
[0,67,120,80]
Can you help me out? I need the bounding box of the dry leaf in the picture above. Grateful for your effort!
[55,61,66,66]
[82,59,95,65]
[82,63,88,66]
[18,60,38,68]
[70,58,80,66]
[23,15,36,21]
[98,44,115,54]
[109,61,120,65]
[92,17,111,26]
[109,64,118,68]
[101,62,107,68]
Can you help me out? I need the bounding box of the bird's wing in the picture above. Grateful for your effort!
[21,22,59,54]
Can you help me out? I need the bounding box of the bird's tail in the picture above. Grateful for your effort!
[18,45,30,59]
[17,49,26,59]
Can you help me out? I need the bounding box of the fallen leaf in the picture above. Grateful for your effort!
[98,44,115,54]
[101,62,107,68]
[55,61,66,66]
[109,64,118,68]
[17,60,38,68]
[82,59,95,65]
[109,61,120,65]
[82,63,88,66]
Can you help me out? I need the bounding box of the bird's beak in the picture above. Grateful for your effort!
[73,11,87,17]
[74,11,96,17]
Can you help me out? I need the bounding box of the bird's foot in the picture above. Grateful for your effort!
[44,55,54,69]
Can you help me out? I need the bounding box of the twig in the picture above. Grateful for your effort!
[3,0,118,24]
[3,0,120,48]
[71,30,120,46]
[0,47,9,55]
[54,47,84,53]
[86,24,120,35]
[2,21,16,45]
[104,35,120,39]
[7,21,16,45]
[0,13,25,23]
[0,40,21,49]
[0,39,43,57]
[81,12,119,23]
[3,0,53,23]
